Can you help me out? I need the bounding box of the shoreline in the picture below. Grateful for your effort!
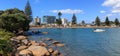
[30,26,120,29]
[11,36,65,56]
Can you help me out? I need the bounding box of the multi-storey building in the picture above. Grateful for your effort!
[43,16,56,24]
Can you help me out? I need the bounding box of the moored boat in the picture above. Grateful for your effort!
[93,29,105,32]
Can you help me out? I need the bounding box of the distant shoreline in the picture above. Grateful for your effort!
[30,26,120,29]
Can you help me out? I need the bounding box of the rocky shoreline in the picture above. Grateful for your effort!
[10,36,65,56]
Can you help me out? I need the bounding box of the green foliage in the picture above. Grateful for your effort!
[0,10,4,15]
[95,16,101,26]
[56,19,62,26]
[105,16,110,26]
[0,8,30,32]
[25,0,33,21]
[72,14,77,24]
[114,18,119,26]
[0,29,14,55]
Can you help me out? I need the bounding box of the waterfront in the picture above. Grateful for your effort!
[28,28,120,56]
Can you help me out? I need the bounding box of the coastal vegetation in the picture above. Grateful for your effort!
[0,8,30,55]
[0,8,30,33]
[0,29,14,55]
[0,1,32,55]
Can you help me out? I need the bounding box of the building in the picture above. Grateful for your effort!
[34,16,41,25]
[61,18,68,26]
[43,16,56,24]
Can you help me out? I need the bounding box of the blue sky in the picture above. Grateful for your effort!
[0,0,120,23]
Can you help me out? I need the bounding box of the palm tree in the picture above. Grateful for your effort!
[58,11,62,19]
[57,11,62,27]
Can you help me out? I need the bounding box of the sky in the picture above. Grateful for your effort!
[0,0,120,23]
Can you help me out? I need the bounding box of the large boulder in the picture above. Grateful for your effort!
[16,36,27,40]
[19,49,33,56]
[28,46,50,56]
[17,45,28,51]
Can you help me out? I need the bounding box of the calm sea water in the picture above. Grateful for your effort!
[28,28,120,56]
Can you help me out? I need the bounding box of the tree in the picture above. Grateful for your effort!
[58,11,62,19]
[0,10,4,15]
[95,16,101,26]
[114,18,119,26]
[0,8,30,32]
[56,11,62,25]
[0,11,4,28]
[81,20,85,26]
[72,14,77,25]
[25,0,32,21]
[105,16,110,26]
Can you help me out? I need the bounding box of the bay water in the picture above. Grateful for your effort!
[28,28,120,56]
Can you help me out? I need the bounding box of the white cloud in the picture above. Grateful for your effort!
[102,0,119,7]
[100,10,106,13]
[50,9,84,14]
[102,0,120,14]
[111,9,120,13]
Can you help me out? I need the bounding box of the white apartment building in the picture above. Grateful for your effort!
[61,18,68,26]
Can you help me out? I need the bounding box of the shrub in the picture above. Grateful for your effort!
[0,29,14,55]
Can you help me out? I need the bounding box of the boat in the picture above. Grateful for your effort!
[93,29,105,32]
